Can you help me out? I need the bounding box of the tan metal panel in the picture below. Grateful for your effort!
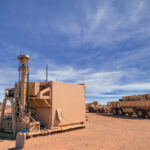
[29,82,40,96]
[51,82,86,127]
[36,108,51,128]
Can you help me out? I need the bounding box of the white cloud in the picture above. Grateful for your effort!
[30,66,90,81]
[29,63,150,104]
[0,67,18,101]
[0,0,150,105]
[1,59,150,104]
[50,0,150,48]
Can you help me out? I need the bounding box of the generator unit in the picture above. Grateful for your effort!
[0,55,87,137]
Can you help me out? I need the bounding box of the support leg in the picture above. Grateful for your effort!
[10,99,16,135]
[0,98,7,128]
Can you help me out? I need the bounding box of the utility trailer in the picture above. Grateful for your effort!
[107,94,150,118]
[86,101,107,113]
[0,55,87,137]
[86,101,99,113]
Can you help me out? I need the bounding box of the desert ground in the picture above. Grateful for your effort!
[0,113,150,150]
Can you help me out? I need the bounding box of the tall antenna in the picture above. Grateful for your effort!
[46,65,48,81]
[27,66,29,113]
[18,62,21,81]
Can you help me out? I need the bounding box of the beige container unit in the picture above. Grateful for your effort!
[28,81,86,136]
[29,81,86,128]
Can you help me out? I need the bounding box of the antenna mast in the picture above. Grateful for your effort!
[46,65,48,81]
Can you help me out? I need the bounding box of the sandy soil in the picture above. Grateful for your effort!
[0,113,150,150]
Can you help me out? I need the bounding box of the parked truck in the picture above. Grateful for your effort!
[86,101,107,113]
[107,94,150,118]
[86,101,99,113]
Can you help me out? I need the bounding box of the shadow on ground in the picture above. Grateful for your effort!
[9,148,22,150]
[96,113,150,120]
[0,132,15,141]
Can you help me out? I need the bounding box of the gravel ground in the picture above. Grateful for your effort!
[0,113,150,150]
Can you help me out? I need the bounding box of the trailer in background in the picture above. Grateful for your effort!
[107,94,150,118]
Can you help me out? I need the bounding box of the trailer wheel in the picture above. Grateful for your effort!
[91,108,95,113]
[147,110,150,118]
[112,109,117,115]
[128,113,133,116]
[88,108,91,113]
[118,109,124,116]
[88,107,94,113]
[136,110,146,118]
[98,109,101,113]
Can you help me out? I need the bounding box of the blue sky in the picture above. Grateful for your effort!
[0,0,150,104]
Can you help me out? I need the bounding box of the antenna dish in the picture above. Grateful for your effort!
[18,55,30,64]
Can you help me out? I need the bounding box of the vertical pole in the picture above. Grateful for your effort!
[17,55,30,115]
[27,66,29,114]
[46,65,48,81]
[11,98,16,135]
[18,63,21,82]
[0,98,7,127]
[20,65,27,109]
